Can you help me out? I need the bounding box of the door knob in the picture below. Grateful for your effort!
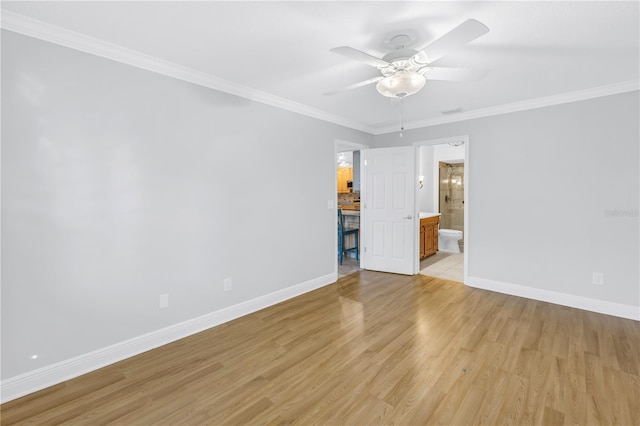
[403,215,413,220]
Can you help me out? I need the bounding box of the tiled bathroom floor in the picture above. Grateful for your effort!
[420,252,464,282]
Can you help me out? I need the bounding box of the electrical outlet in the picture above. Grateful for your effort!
[224,278,232,292]
[592,272,604,285]
[159,294,169,309]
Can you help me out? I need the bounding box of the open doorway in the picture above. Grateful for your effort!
[415,136,469,283]
[335,140,368,277]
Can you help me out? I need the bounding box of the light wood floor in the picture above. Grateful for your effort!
[2,271,639,425]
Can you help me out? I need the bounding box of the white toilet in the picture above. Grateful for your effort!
[438,229,463,253]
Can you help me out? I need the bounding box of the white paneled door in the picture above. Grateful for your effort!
[362,147,416,275]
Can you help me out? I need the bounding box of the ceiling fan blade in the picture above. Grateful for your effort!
[421,67,488,81]
[323,76,383,96]
[330,46,390,68]
[413,19,489,64]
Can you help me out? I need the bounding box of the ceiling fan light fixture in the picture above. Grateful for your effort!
[376,70,426,98]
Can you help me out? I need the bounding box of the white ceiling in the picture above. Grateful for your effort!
[2,1,639,134]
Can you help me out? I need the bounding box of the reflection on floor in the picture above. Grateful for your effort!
[338,255,361,278]
[420,251,464,282]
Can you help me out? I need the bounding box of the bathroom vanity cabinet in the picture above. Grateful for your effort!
[420,216,440,259]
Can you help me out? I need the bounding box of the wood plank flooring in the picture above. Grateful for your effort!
[2,270,639,425]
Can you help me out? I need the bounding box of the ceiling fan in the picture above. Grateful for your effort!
[324,19,489,98]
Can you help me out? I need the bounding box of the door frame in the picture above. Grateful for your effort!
[413,135,470,280]
[335,139,369,273]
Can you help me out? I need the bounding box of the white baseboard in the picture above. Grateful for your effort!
[466,276,640,321]
[0,272,338,403]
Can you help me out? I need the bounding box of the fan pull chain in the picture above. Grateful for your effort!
[400,97,404,137]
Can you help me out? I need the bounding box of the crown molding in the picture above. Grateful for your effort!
[373,79,640,135]
[2,11,637,137]
[0,10,376,134]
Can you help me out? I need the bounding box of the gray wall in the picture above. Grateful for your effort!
[353,151,361,192]
[3,28,638,383]
[376,91,640,309]
[1,31,372,379]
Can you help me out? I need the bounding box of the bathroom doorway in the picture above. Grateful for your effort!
[414,136,469,283]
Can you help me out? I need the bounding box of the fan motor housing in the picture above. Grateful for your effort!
[381,48,423,77]
[381,48,418,64]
